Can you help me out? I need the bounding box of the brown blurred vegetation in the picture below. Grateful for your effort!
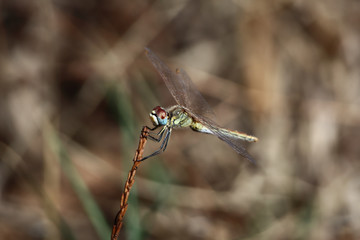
[0,0,359,239]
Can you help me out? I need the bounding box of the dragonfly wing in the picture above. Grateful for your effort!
[189,111,256,163]
[216,131,256,163]
[175,68,215,120]
[145,48,187,106]
[145,48,215,120]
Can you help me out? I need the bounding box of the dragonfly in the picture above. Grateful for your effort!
[141,48,258,163]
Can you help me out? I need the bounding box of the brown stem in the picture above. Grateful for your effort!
[111,126,150,240]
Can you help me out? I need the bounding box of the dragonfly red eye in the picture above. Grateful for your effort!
[151,106,168,126]
[153,106,166,119]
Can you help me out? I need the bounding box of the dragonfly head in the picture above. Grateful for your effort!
[150,106,168,126]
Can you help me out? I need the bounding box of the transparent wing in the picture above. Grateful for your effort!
[175,68,215,120]
[183,107,256,163]
[214,130,256,163]
[145,48,187,106]
[145,48,215,119]
[202,120,256,163]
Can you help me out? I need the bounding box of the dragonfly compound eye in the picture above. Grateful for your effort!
[150,106,168,126]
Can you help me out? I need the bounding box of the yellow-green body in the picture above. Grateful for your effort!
[166,106,258,142]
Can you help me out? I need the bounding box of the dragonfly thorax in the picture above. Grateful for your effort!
[150,106,168,126]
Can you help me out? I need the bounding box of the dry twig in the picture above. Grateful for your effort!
[111,126,150,240]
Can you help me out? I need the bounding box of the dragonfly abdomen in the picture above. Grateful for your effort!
[219,128,258,142]
[190,121,257,142]
[190,122,213,134]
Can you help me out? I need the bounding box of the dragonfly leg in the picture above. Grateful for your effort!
[137,128,172,161]
[142,125,158,138]
[146,125,159,131]
[148,126,167,142]
[162,128,171,152]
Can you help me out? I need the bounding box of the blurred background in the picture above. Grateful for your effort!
[0,0,359,239]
